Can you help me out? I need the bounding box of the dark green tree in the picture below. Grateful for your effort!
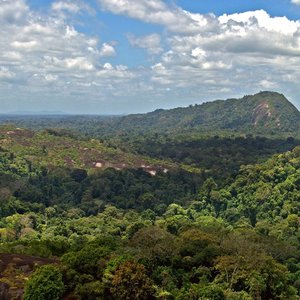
[23,265,64,300]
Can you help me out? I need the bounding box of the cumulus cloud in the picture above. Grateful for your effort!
[148,10,300,104]
[94,0,300,109]
[0,3,99,77]
[0,0,136,112]
[219,10,298,34]
[99,43,116,57]
[127,33,163,55]
[97,0,209,34]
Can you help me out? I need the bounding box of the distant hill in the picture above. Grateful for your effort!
[109,91,300,136]
[0,91,298,139]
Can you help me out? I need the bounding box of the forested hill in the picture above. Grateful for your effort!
[107,91,300,136]
[0,91,299,139]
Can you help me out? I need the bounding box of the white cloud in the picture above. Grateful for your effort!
[0,0,137,113]
[97,63,134,79]
[51,0,95,16]
[64,57,95,70]
[95,0,300,109]
[44,74,58,82]
[191,48,206,59]
[128,33,163,55]
[11,40,38,50]
[260,80,277,89]
[96,0,300,58]
[99,43,116,57]
[2,51,23,61]
[0,0,300,112]
[52,1,81,14]
[97,0,209,34]
[219,10,299,35]
[0,0,28,24]
[140,8,300,109]
[0,67,15,79]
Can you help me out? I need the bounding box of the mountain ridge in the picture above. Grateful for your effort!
[111,91,299,136]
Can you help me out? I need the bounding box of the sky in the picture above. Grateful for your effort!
[1,0,300,114]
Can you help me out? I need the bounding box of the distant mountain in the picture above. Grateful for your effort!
[108,91,300,136]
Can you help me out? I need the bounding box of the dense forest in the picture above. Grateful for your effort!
[0,92,299,299]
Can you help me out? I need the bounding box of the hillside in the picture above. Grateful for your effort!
[108,91,300,136]
[0,126,178,176]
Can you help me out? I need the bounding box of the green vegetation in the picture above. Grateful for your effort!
[0,138,299,298]
[99,91,300,136]
[24,265,64,300]
[108,134,299,182]
[0,127,175,172]
[0,92,299,299]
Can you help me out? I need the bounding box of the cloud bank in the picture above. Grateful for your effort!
[0,0,300,113]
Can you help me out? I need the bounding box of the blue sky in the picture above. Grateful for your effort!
[178,0,299,19]
[1,0,300,114]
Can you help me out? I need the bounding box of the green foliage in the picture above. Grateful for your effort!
[110,260,155,300]
[177,283,225,300]
[8,166,200,215]
[131,226,177,270]
[61,245,110,277]
[23,265,64,300]
[115,135,300,182]
[75,280,105,300]
[0,110,299,299]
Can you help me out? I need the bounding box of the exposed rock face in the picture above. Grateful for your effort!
[252,102,272,126]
